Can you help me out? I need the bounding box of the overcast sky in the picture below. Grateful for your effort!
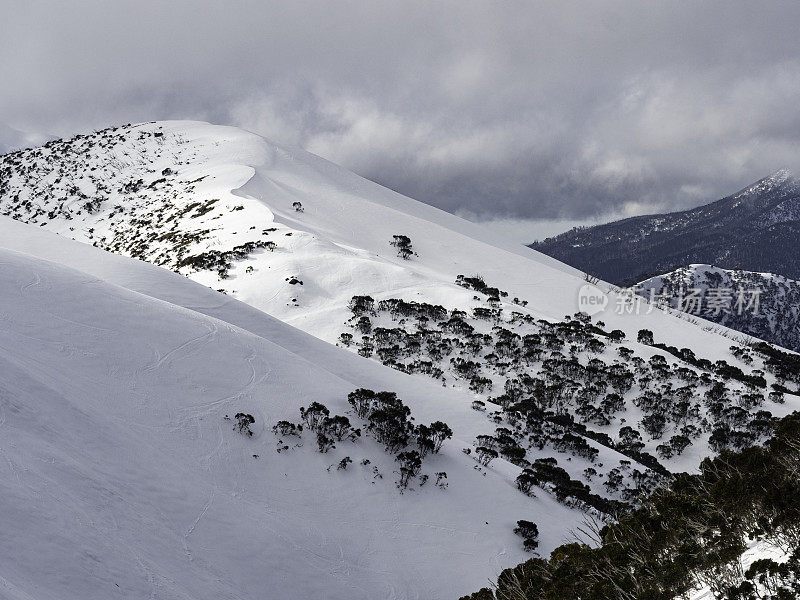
[3,1,800,239]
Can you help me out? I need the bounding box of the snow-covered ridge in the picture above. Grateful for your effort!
[0,120,758,346]
[0,121,580,336]
[1,121,799,599]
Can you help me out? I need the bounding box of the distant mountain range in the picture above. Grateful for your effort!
[530,170,800,285]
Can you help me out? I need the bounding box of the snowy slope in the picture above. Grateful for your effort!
[0,222,588,600]
[2,122,797,476]
[0,120,762,351]
[3,119,587,344]
[1,122,799,598]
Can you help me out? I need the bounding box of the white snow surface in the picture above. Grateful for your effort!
[1,121,797,599]
[0,219,587,600]
[0,120,756,352]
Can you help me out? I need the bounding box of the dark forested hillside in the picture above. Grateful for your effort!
[462,410,800,600]
[530,171,800,285]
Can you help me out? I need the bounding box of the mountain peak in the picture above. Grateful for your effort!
[532,170,800,285]
[766,167,793,181]
[731,168,798,201]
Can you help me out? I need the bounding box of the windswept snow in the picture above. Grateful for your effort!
[0,220,586,600]
[0,120,761,355]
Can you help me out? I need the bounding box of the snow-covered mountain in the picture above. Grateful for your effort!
[0,120,586,342]
[636,264,800,353]
[530,170,800,285]
[1,121,798,599]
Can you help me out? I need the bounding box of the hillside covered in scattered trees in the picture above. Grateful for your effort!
[462,411,800,600]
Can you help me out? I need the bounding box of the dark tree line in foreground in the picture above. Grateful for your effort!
[461,412,800,600]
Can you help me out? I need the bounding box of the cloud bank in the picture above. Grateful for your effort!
[3,1,800,223]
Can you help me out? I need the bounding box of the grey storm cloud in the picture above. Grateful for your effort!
[4,0,800,222]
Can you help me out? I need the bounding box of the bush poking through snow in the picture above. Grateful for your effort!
[233,413,255,436]
[513,520,539,552]
[272,420,302,436]
[416,421,453,458]
[390,234,415,260]
[300,402,330,431]
[475,446,498,466]
[297,403,360,453]
[316,431,335,453]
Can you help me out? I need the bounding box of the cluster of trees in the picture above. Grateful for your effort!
[177,239,277,279]
[516,457,625,517]
[461,412,800,600]
[272,420,301,437]
[514,520,540,553]
[348,389,413,451]
[342,284,783,510]
[601,460,664,505]
[639,329,768,389]
[268,391,451,490]
[347,388,452,489]
[471,408,665,511]
[728,548,800,599]
[471,426,525,467]
[396,451,422,487]
[228,412,255,436]
[270,403,359,453]
[753,341,800,387]
[299,402,361,452]
[390,234,415,259]
[456,274,509,303]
